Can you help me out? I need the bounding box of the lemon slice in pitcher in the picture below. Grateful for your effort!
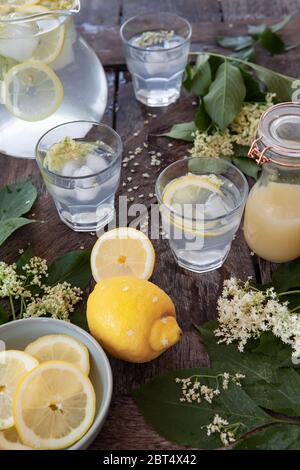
[14,361,96,450]
[3,61,64,121]
[0,0,39,6]
[0,427,32,450]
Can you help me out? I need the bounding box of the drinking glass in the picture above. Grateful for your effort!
[156,157,249,273]
[36,121,122,232]
[120,12,192,107]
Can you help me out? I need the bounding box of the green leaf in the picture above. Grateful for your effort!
[70,309,89,331]
[252,332,295,368]
[0,180,37,221]
[217,35,254,51]
[208,55,224,80]
[46,250,92,289]
[271,258,300,292]
[232,156,261,180]
[160,122,197,142]
[197,322,279,384]
[0,218,34,246]
[239,68,266,101]
[0,54,17,81]
[195,100,211,131]
[188,157,229,175]
[132,368,273,449]
[204,61,246,131]
[259,28,286,54]
[232,47,256,62]
[253,64,294,101]
[16,247,33,274]
[235,424,300,450]
[0,304,8,325]
[183,55,212,96]
[248,23,267,38]
[271,13,295,33]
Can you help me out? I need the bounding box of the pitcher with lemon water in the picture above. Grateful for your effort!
[0,0,107,159]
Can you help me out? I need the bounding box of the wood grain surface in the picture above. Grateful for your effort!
[1,0,300,450]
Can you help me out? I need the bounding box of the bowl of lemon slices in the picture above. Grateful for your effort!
[0,318,113,450]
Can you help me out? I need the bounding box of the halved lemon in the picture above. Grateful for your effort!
[3,61,64,121]
[0,350,38,430]
[14,361,96,450]
[91,227,155,282]
[25,334,90,375]
[0,427,32,450]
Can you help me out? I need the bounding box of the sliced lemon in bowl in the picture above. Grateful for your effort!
[0,426,32,450]
[25,334,90,375]
[3,60,64,121]
[0,350,38,431]
[91,227,156,282]
[14,361,96,450]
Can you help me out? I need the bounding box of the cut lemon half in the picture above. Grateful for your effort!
[14,361,96,450]
[0,427,32,450]
[91,227,155,282]
[0,350,38,430]
[25,334,90,375]
[3,61,64,121]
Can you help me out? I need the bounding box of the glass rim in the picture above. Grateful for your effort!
[120,11,192,52]
[155,157,249,222]
[35,120,123,181]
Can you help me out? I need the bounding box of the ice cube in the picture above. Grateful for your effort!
[73,165,94,178]
[75,186,100,202]
[86,153,108,174]
[61,161,79,177]
[74,165,96,191]
[205,193,227,218]
[0,24,39,62]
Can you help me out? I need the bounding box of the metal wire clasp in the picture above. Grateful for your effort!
[248,137,271,165]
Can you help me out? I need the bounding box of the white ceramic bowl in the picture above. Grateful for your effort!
[0,318,113,450]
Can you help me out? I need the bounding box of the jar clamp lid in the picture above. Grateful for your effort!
[248,102,300,167]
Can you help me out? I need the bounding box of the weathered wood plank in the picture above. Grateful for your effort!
[76,0,121,26]
[122,0,221,22]
[220,0,300,20]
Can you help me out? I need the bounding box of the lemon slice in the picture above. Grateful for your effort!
[0,427,32,450]
[91,227,156,282]
[25,334,90,375]
[14,361,96,450]
[3,61,64,121]
[0,350,38,430]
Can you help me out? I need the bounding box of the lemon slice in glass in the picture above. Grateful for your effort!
[91,227,156,282]
[0,427,32,450]
[14,361,96,450]
[25,334,90,375]
[3,60,64,121]
[0,350,38,431]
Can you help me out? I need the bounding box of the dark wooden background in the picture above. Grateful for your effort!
[1,0,300,450]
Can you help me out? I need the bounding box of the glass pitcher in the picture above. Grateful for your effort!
[0,0,107,159]
[244,102,300,263]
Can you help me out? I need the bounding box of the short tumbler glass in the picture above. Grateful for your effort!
[36,121,122,232]
[156,157,249,273]
[120,12,192,107]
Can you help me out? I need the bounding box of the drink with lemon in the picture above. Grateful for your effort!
[0,0,107,159]
[156,157,249,273]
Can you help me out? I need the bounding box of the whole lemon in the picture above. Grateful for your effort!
[87,276,181,363]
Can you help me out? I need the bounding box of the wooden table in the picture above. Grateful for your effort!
[1,0,300,450]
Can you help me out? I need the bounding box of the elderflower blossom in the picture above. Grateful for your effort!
[22,256,48,287]
[25,282,82,322]
[190,94,275,158]
[205,414,237,447]
[0,262,27,298]
[175,372,245,404]
[215,277,300,360]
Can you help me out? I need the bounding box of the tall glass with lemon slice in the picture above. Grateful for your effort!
[0,1,107,159]
[156,157,249,273]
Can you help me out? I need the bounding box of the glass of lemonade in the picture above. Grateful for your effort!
[156,157,249,273]
[120,12,191,107]
[0,1,107,159]
[36,121,122,232]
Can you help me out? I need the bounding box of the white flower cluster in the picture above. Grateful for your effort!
[215,277,300,360]
[0,258,82,322]
[175,372,245,404]
[206,414,238,447]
